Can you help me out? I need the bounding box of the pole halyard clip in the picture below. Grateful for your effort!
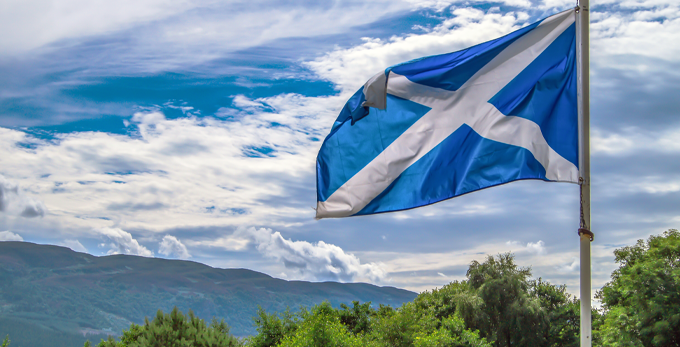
[578,228,594,241]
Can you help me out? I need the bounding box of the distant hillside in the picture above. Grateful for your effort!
[0,241,416,347]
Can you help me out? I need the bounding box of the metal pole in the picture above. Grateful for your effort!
[576,1,592,346]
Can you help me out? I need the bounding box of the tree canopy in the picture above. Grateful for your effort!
[597,229,680,347]
[95,307,242,347]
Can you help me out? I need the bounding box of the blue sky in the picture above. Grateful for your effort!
[1,0,679,300]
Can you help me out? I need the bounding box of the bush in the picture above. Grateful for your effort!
[94,307,242,347]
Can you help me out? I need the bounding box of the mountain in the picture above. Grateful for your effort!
[0,241,416,347]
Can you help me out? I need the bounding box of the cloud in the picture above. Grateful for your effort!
[557,258,579,272]
[0,174,46,218]
[20,200,46,218]
[229,227,387,282]
[0,0,422,70]
[406,0,533,11]
[307,8,530,93]
[159,235,191,259]
[526,241,547,255]
[506,240,547,255]
[60,239,88,253]
[0,104,329,232]
[591,4,680,60]
[98,227,154,257]
[0,176,17,212]
[592,127,680,156]
[0,230,23,241]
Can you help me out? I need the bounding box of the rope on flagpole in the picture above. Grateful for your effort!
[579,178,594,241]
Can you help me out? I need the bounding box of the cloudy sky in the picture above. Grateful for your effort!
[1,0,678,300]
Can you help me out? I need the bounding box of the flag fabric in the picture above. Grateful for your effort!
[316,9,579,219]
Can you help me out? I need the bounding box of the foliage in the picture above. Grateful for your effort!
[531,278,580,347]
[247,307,300,347]
[449,253,581,347]
[366,300,491,347]
[95,307,242,347]
[277,302,364,347]
[1,335,9,347]
[337,301,372,335]
[246,295,491,347]
[597,229,680,347]
[463,253,543,346]
[241,252,589,347]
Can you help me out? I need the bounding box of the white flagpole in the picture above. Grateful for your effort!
[576,0,592,346]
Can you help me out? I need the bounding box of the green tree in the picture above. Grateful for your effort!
[531,279,579,347]
[248,306,299,347]
[463,253,548,346]
[1,335,9,347]
[413,315,491,347]
[338,301,373,335]
[367,301,430,347]
[412,281,477,321]
[597,229,680,347]
[97,307,242,347]
[277,302,364,347]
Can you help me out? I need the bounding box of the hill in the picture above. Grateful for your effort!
[0,241,416,347]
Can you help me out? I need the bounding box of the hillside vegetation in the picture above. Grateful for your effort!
[0,242,415,346]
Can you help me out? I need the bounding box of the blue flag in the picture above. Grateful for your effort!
[316,9,579,219]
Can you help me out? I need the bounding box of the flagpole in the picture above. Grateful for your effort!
[576,0,593,346]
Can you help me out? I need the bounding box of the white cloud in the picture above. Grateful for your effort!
[0,230,23,241]
[558,258,579,272]
[230,227,387,282]
[159,235,191,259]
[506,240,546,255]
[0,0,429,74]
[60,239,88,253]
[0,174,46,218]
[307,9,530,93]
[0,175,18,213]
[591,5,680,60]
[592,127,680,156]
[131,111,166,125]
[526,240,546,255]
[406,0,532,11]
[538,0,575,9]
[189,236,251,251]
[633,181,680,194]
[0,102,332,232]
[0,0,197,54]
[98,227,154,257]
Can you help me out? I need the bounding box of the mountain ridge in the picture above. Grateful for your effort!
[0,241,416,347]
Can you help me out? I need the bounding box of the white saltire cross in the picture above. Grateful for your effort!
[317,10,578,218]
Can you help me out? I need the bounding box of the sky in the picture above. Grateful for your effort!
[0,0,679,300]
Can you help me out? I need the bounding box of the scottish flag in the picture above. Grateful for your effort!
[316,9,579,219]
